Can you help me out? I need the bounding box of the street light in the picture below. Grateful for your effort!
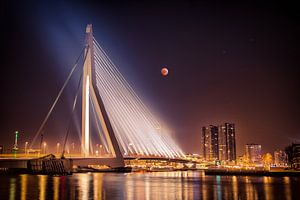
[43,142,47,154]
[24,142,28,155]
[95,144,99,156]
[56,143,60,154]
[13,131,19,151]
[99,145,103,156]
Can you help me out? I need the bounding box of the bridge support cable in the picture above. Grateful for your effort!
[30,46,87,149]
[90,94,110,154]
[93,41,164,156]
[92,38,185,158]
[61,46,90,158]
[61,73,83,158]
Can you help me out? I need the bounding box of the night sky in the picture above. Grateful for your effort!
[1,0,300,155]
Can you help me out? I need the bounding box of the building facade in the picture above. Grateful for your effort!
[201,125,219,161]
[223,123,236,161]
[274,149,287,167]
[245,144,262,164]
[201,123,236,162]
[292,143,300,169]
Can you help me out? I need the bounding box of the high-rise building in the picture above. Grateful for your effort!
[201,125,219,161]
[218,125,227,161]
[245,144,262,164]
[201,127,209,160]
[274,149,287,167]
[201,123,236,162]
[292,143,300,169]
[221,123,236,161]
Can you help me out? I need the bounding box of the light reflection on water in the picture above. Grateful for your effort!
[284,176,292,200]
[232,176,238,200]
[38,175,47,200]
[0,171,299,200]
[9,177,16,200]
[53,176,59,200]
[20,175,27,200]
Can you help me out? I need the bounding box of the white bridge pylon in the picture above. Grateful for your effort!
[81,24,122,160]
[79,24,185,165]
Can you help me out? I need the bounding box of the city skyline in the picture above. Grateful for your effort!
[1,1,300,155]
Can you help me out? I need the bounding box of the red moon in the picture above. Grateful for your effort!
[161,67,169,76]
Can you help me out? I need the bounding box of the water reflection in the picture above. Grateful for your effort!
[145,176,150,200]
[202,173,208,200]
[38,175,47,200]
[20,175,27,200]
[263,176,273,200]
[2,171,299,200]
[232,176,238,200]
[245,176,258,199]
[53,176,59,200]
[77,173,91,200]
[215,176,222,200]
[283,177,291,200]
[9,178,16,200]
[93,173,103,200]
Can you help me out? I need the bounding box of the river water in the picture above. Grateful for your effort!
[0,171,299,200]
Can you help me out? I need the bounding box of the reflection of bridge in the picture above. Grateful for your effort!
[1,24,184,169]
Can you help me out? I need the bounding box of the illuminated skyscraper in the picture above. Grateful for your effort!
[245,144,262,164]
[224,123,236,161]
[218,123,237,162]
[201,125,219,161]
[292,143,300,169]
[218,125,227,161]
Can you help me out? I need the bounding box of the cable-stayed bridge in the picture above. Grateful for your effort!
[0,24,185,170]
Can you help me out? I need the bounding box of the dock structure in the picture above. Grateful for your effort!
[0,155,72,175]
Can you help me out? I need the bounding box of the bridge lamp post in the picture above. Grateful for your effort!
[99,145,103,156]
[24,142,28,155]
[95,144,99,157]
[43,142,47,154]
[56,143,60,155]
[13,131,19,151]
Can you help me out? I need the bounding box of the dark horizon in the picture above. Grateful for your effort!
[1,0,300,155]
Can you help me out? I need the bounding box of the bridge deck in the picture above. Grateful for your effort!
[0,155,191,169]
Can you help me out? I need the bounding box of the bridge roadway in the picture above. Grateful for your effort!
[0,154,193,169]
[124,156,193,163]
